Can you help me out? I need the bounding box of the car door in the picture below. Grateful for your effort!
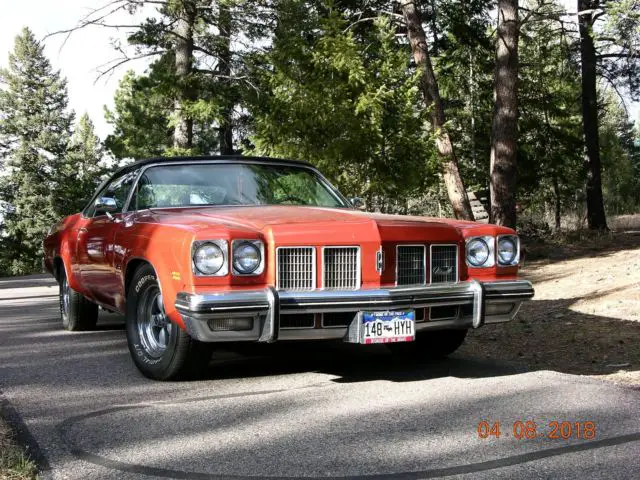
[76,170,139,307]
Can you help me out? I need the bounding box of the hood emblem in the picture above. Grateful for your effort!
[432,265,453,275]
[376,248,385,274]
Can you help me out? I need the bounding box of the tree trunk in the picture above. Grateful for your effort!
[399,0,473,220]
[429,0,438,57]
[553,174,561,231]
[489,0,519,229]
[172,0,196,150]
[218,2,234,155]
[578,0,608,230]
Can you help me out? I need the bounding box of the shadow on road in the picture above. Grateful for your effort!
[204,343,525,384]
[462,297,640,377]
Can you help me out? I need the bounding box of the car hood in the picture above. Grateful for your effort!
[145,206,465,244]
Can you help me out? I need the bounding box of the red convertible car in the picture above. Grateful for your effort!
[44,156,534,380]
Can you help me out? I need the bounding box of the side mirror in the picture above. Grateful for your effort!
[95,197,118,219]
[349,197,365,210]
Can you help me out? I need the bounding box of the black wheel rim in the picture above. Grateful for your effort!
[136,286,171,359]
[61,276,70,317]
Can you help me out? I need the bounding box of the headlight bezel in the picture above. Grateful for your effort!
[465,236,495,268]
[496,234,520,266]
[192,240,228,276]
[231,239,265,275]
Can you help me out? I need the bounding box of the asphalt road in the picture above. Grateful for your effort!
[0,275,639,480]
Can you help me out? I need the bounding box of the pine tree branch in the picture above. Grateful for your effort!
[94,50,164,82]
[598,69,629,116]
[597,52,639,59]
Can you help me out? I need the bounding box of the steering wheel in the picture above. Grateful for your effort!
[275,195,307,205]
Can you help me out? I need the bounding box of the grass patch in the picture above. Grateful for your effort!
[0,411,37,480]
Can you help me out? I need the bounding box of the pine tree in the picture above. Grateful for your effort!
[58,113,108,215]
[248,5,436,211]
[0,27,73,275]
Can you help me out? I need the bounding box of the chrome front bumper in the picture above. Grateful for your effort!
[175,280,534,343]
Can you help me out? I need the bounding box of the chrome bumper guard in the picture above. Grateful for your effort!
[175,280,534,343]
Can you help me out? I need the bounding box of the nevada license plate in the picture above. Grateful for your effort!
[360,310,415,344]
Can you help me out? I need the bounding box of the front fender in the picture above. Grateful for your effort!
[121,226,193,329]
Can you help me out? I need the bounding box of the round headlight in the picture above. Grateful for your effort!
[233,242,261,274]
[467,238,490,267]
[193,243,225,275]
[498,237,517,264]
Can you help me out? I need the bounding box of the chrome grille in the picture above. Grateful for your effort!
[430,245,458,283]
[396,245,426,285]
[276,247,315,290]
[322,247,360,290]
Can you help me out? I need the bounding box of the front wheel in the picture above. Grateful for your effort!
[386,329,467,360]
[125,265,213,380]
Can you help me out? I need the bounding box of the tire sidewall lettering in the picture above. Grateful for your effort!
[135,274,156,294]
[131,271,166,367]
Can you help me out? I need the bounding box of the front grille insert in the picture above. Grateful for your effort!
[396,245,426,285]
[430,245,458,283]
[322,312,357,328]
[429,306,459,320]
[276,247,316,291]
[322,247,360,290]
[280,314,315,329]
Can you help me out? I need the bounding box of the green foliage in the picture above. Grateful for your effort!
[0,27,73,275]
[430,0,495,190]
[600,0,640,96]
[248,2,436,210]
[58,113,109,214]
[600,91,640,214]
[518,0,585,216]
[104,64,175,159]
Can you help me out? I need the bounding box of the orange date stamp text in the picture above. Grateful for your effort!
[477,420,597,440]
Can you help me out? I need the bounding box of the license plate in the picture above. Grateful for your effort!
[360,310,415,344]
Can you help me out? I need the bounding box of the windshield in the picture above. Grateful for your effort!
[131,163,348,210]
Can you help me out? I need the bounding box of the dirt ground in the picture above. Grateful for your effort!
[461,226,640,387]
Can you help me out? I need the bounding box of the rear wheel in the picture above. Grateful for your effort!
[387,329,467,360]
[125,264,213,380]
[59,267,98,331]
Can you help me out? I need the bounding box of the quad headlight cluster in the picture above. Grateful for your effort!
[192,239,265,276]
[465,235,519,268]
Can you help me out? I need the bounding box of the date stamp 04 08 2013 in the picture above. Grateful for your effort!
[477,421,597,441]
